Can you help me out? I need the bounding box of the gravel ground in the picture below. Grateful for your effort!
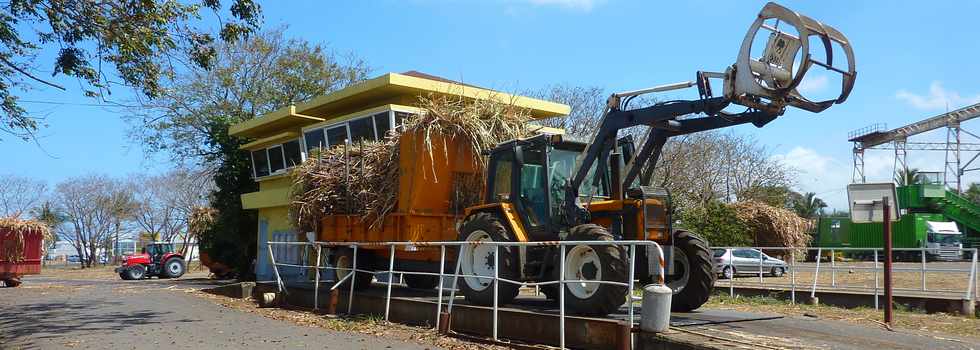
[0,275,446,350]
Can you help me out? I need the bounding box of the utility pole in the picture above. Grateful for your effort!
[882,197,893,326]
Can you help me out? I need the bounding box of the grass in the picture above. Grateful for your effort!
[704,291,980,341]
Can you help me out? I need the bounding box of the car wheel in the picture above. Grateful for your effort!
[721,266,735,279]
[770,266,784,277]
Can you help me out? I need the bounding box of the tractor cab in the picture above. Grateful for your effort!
[144,243,176,264]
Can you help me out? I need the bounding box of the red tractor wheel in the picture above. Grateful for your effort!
[162,258,186,279]
[2,278,22,287]
[124,265,146,280]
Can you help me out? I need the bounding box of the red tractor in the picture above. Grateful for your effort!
[116,243,186,280]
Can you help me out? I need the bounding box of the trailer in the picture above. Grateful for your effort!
[814,213,964,261]
[0,219,46,287]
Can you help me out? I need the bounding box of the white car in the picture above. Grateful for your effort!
[712,248,788,279]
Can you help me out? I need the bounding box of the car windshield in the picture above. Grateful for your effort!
[712,249,726,257]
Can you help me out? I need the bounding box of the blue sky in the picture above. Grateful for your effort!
[6,0,980,211]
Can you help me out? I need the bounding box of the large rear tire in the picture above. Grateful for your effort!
[457,212,520,306]
[332,248,374,291]
[162,258,186,278]
[561,224,628,316]
[2,278,22,287]
[668,230,715,312]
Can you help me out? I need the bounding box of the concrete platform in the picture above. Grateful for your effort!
[715,284,978,316]
[246,281,980,349]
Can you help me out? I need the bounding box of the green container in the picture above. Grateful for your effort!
[816,213,944,249]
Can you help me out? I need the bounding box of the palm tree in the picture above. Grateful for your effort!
[897,168,920,186]
[792,192,827,219]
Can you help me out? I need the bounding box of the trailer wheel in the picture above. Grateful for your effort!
[457,212,520,306]
[162,258,186,278]
[125,265,146,280]
[404,274,440,289]
[668,230,715,312]
[560,224,628,316]
[333,248,374,291]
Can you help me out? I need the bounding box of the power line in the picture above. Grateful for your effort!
[18,99,138,108]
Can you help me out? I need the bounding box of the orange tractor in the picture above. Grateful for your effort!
[317,2,856,316]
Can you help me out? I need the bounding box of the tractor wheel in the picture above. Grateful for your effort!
[667,230,715,312]
[457,212,520,306]
[404,274,440,289]
[119,272,131,280]
[540,284,559,301]
[125,265,146,280]
[162,258,186,278]
[2,278,22,287]
[332,248,374,291]
[561,224,629,317]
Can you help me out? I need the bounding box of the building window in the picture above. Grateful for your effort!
[395,111,413,130]
[326,125,348,147]
[349,116,374,143]
[304,129,325,153]
[268,145,285,173]
[252,149,270,178]
[374,112,392,139]
[283,140,303,167]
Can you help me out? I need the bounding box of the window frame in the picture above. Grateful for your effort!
[300,108,404,159]
[251,138,305,179]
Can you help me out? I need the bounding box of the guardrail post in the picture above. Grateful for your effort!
[314,244,321,311]
[967,248,977,302]
[831,249,836,287]
[559,243,566,350]
[790,250,796,304]
[348,244,357,314]
[444,243,464,334]
[728,248,734,297]
[385,244,395,322]
[493,244,499,341]
[627,244,637,345]
[921,248,927,291]
[267,243,285,295]
[873,249,879,310]
[811,248,821,303]
[435,245,446,331]
[758,248,764,284]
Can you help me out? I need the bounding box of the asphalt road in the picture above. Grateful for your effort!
[0,275,438,350]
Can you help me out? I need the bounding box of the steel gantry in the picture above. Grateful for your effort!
[849,102,980,192]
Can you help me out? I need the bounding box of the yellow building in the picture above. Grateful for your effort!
[229,71,569,280]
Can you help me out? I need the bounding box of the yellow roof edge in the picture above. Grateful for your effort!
[240,131,300,151]
[388,74,570,117]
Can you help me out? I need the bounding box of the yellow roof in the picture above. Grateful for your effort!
[230,72,570,138]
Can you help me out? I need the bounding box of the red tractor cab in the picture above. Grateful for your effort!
[116,243,186,280]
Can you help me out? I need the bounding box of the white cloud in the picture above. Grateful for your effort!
[895,81,980,110]
[772,147,894,211]
[796,74,828,95]
[519,0,602,11]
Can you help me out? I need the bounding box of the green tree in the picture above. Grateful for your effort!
[130,29,370,277]
[790,191,827,219]
[678,200,752,247]
[965,183,980,205]
[0,0,261,141]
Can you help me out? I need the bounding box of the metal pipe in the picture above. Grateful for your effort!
[921,247,927,291]
[729,249,734,297]
[811,248,821,299]
[758,249,764,284]
[436,245,446,331]
[790,250,796,304]
[873,249,879,310]
[613,81,695,98]
[385,244,395,321]
[314,244,321,311]
[267,243,285,294]
[559,244,566,350]
[493,245,500,341]
[967,249,977,301]
[831,249,836,287]
[348,245,357,314]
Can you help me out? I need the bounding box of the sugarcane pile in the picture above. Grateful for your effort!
[290,94,534,231]
[0,217,51,262]
[730,201,812,251]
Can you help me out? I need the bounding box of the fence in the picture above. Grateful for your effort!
[712,246,979,308]
[267,240,665,350]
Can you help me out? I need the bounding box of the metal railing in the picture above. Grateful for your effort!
[266,240,665,350]
[713,246,979,307]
